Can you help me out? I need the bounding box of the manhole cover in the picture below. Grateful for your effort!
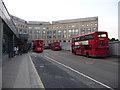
[85,62,95,64]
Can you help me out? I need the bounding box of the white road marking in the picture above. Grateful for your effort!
[45,56,114,90]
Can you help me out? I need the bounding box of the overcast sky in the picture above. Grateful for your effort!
[3,0,119,39]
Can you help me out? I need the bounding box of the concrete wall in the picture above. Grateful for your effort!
[109,41,120,56]
[61,42,71,51]
[61,41,120,56]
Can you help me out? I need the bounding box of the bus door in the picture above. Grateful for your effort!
[96,36,109,56]
[81,45,85,55]
[100,40,104,46]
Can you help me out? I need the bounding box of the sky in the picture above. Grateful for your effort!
[2,0,119,39]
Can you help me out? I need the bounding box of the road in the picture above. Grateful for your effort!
[30,50,118,89]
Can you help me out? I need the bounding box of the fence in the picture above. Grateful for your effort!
[109,41,120,56]
[61,42,71,51]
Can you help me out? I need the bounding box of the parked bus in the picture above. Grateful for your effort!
[71,31,109,57]
[51,42,61,51]
[33,39,44,52]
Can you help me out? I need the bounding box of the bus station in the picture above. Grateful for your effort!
[0,0,119,89]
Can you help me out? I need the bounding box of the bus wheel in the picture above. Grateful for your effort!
[86,53,89,57]
[72,50,74,53]
[74,51,77,55]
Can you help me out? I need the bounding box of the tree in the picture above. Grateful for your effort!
[109,38,119,41]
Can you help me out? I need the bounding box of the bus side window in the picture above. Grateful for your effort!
[79,37,81,41]
[81,36,84,41]
[77,46,80,49]
[89,34,94,40]
[85,45,92,50]
[74,38,76,42]
[77,37,80,41]
[72,39,74,42]
[72,38,75,42]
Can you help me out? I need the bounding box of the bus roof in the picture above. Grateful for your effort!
[34,39,44,41]
[53,42,60,43]
[72,31,107,39]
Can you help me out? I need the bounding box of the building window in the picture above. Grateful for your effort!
[38,31,41,33]
[63,25,67,28]
[63,40,66,42]
[28,27,33,29]
[43,27,46,29]
[86,28,91,34]
[53,30,56,33]
[63,35,67,38]
[92,27,98,32]
[47,31,52,39]
[53,30,56,38]
[53,36,56,38]
[63,30,67,38]
[43,31,46,33]
[74,29,78,36]
[23,30,27,34]
[29,30,32,34]
[69,30,72,33]
[58,30,61,33]
[58,30,62,38]
[95,23,98,26]
[19,29,22,33]
[82,24,84,27]
[34,27,41,29]
[81,28,85,35]
[63,30,67,33]
[71,25,77,27]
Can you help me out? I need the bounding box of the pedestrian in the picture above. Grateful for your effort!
[13,46,17,56]
[18,46,22,55]
[16,46,19,55]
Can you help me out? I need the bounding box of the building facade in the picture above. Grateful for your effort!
[11,15,98,44]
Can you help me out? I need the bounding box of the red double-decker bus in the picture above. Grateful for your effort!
[33,39,44,52]
[51,42,61,51]
[71,31,109,57]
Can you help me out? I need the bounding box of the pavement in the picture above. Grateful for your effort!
[2,53,44,89]
[2,51,119,89]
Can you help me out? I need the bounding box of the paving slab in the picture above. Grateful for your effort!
[2,53,43,88]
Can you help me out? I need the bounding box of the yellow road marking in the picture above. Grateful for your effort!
[29,55,45,89]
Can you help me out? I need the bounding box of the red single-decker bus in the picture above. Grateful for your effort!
[33,39,44,52]
[51,42,61,51]
[71,31,109,57]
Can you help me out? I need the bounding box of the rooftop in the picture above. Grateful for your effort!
[52,17,98,24]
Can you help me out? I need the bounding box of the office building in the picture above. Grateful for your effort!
[11,15,98,44]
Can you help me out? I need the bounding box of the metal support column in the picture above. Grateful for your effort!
[12,35,15,56]
[8,35,14,58]
[0,17,3,67]
[0,17,3,89]
[118,2,120,58]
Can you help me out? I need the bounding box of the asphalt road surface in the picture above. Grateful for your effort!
[30,50,118,89]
